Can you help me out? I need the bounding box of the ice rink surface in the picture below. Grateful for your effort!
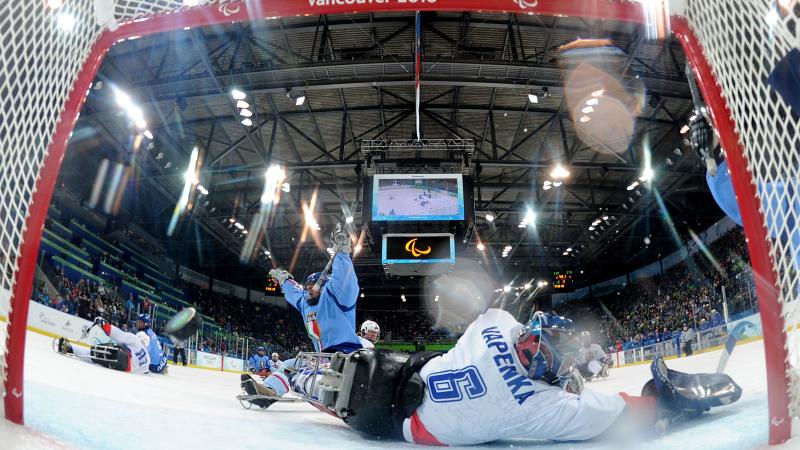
[377,187,459,216]
[5,331,799,449]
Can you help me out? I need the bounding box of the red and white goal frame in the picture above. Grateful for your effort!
[1,0,796,444]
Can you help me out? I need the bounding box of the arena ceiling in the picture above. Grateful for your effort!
[59,11,723,296]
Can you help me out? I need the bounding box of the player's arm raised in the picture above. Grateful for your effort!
[324,231,359,308]
[270,268,305,311]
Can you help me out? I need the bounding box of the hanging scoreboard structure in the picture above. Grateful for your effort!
[552,270,574,289]
[382,233,455,276]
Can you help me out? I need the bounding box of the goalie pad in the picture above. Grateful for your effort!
[642,357,742,414]
[90,344,129,372]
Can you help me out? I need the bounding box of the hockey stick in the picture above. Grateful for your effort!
[313,223,343,292]
[715,320,756,373]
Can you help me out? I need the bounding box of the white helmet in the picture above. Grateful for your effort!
[360,320,380,343]
[271,352,279,359]
[136,331,151,348]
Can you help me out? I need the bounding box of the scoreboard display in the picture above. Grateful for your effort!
[552,270,574,289]
[265,275,280,294]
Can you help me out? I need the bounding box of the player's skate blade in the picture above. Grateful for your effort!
[52,337,73,354]
[239,374,280,409]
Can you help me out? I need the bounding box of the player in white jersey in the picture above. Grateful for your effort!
[358,320,380,349]
[56,318,151,374]
[576,331,611,380]
[270,352,283,369]
[306,308,742,445]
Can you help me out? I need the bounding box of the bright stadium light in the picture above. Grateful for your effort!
[476,242,485,251]
[231,89,246,100]
[295,95,306,106]
[639,167,655,182]
[586,97,599,106]
[581,106,594,114]
[434,295,440,302]
[239,108,252,117]
[47,0,64,9]
[236,100,250,109]
[503,285,512,292]
[550,164,570,179]
[523,283,532,290]
[485,213,495,223]
[528,93,539,104]
[345,215,354,224]
[241,118,253,127]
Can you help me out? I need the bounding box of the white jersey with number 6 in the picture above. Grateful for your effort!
[402,308,626,446]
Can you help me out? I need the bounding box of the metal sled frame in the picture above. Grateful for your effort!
[237,351,357,414]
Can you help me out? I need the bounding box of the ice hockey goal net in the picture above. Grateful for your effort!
[0,0,797,445]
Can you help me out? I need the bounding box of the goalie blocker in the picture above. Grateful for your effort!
[315,349,742,442]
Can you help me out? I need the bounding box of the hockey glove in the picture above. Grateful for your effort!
[269,268,293,286]
[93,317,112,336]
[331,226,351,254]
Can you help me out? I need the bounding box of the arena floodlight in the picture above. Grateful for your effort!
[239,108,252,117]
[485,213,495,223]
[236,100,250,109]
[476,242,485,251]
[295,95,306,106]
[550,164,570,179]
[503,285,512,292]
[231,89,246,100]
[528,93,539,104]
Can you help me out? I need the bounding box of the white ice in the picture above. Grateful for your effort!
[377,187,458,216]
[5,331,799,449]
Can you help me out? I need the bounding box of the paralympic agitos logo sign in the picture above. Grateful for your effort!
[404,238,432,257]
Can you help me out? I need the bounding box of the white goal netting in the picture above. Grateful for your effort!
[0,0,221,421]
[680,0,800,420]
[0,0,798,443]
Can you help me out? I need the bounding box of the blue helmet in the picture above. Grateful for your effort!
[137,313,151,327]
[305,271,330,287]
[515,311,579,383]
[257,346,266,353]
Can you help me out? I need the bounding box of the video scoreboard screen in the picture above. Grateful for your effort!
[552,270,574,289]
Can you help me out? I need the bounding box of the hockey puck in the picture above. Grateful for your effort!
[165,307,202,344]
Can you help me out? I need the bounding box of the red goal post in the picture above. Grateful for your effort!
[0,0,794,444]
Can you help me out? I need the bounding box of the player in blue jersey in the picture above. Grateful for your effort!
[241,227,361,407]
[267,228,360,353]
[248,346,272,377]
[136,313,168,374]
